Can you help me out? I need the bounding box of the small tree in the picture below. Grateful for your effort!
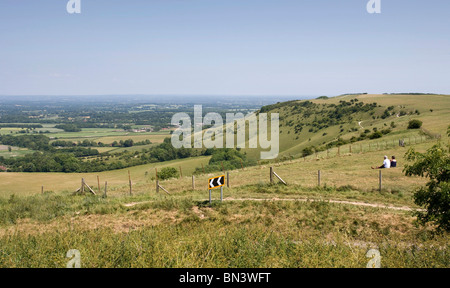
[8,146,12,152]
[408,119,423,129]
[404,143,450,232]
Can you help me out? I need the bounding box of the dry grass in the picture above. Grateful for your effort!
[0,196,447,268]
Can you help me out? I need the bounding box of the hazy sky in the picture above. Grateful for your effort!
[0,0,449,96]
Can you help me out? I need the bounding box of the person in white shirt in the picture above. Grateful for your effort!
[372,156,391,169]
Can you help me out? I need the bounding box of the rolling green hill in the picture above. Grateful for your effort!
[242,94,449,160]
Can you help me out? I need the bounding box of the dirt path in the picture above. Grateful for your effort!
[124,198,421,212]
[123,201,152,207]
[223,197,420,211]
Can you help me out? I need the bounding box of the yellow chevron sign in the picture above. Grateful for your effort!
[208,175,225,190]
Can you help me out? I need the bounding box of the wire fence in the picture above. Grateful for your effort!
[37,133,442,198]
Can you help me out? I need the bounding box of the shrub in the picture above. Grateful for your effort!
[369,131,383,139]
[302,147,314,157]
[408,120,423,129]
[158,167,179,180]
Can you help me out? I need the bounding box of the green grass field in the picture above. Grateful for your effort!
[47,128,171,144]
[0,145,33,159]
[1,125,173,156]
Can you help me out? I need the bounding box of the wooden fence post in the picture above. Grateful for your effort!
[379,170,382,192]
[104,181,107,198]
[270,167,274,184]
[192,175,195,190]
[179,166,183,178]
[128,170,132,196]
[81,178,85,194]
[271,168,287,185]
[318,170,321,187]
[97,175,101,194]
[41,186,44,194]
[227,172,230,188]
[155,168,159,193]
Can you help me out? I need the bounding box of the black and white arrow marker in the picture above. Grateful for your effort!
[209,175,225,189]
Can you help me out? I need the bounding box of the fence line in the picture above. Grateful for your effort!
[56,134,439,198]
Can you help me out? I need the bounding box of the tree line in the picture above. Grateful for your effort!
[0,137,211,173]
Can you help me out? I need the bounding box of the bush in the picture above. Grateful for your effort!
[408,120,423,129]
[302,147,314,157]
[369,131,383,139]
[158,167,179,180]
[381,129,392,135]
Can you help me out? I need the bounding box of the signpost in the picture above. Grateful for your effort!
[208,175,225,204]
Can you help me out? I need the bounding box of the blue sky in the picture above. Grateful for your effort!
[0,0,449,96]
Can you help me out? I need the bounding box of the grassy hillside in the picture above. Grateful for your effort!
[243,94,449,160]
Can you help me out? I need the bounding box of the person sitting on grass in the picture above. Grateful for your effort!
[390,156,397,168]
[372,155,391,169]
